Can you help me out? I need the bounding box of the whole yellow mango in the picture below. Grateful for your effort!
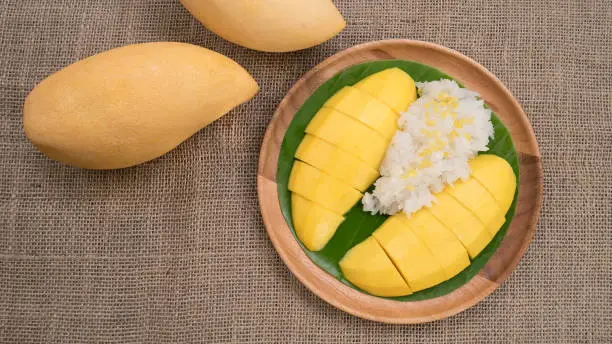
[180,0,346,52]
[23,42,259,169]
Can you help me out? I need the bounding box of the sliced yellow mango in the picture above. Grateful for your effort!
[288,160,362,215]
[428,192,492,258]
[339,237,412,297]
[469,154,517,213]
[305,108,389,169]
[291,193,344,251]
[397,210,470,279]
[23,42,259,169]
[447,177,506,237]
[295,134,379,192]
[353,67,417,114]
[323,86,398,140]
[180,0,345,53]
[372,215,446,292]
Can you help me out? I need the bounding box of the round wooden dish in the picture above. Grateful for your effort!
[257,40,542,323]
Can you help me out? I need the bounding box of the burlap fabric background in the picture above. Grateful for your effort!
[1,0,610,343]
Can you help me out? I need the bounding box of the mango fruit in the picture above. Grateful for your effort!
[468,154,517,212]
[397,210,470,279]
[289,161,362,216]
[354,67,418,114]
[428,192,492,259]
[305,108,389,168]
[292,194,344,251]
[447,177,506,237]
[323,86,398,140]
[23,42,259,169]
[339,237,412,297]
[373,215,447,292]
[295,134,379,192]
[289,68,417,251]
[339,154,516,296]
[180,0,346,52]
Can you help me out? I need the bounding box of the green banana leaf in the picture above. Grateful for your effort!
[277,60,519,301]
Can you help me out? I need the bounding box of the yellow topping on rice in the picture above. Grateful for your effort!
[432,139,446,151]
[419,148,432,157]
[418,159,432,169]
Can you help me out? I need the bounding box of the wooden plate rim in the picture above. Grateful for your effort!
[257,39,542,323]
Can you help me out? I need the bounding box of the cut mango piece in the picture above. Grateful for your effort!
[447,177,505,237]
[295,134,379,192]
[428,192,492,258]
[373,215,446,292]
[339,237,412,297]
[469,154,517,213]
[488,213,508,237]
[397,210,470,280]
[323,86,398,140]
[305,108,389,169]
[291,193,344,251]
[353,67,417,114]
[289,161,362,215]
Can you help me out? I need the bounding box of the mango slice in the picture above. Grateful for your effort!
[23,42,258,169]
[288,161,362,215]
[372,215,447,292]
[468,155,517,213]
[323,86,398,140]
[291,194,344,251]
[427,192,492,259]
[339,237,412,297]
[290,68,420,254]
[353,67,418,114]
[295,134,379,192]
[305,108,389,169]
[180,0,345,52]
[397,210,470,280]
[447,177,506,236]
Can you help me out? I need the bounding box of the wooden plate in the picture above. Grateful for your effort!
[257,40,542,323]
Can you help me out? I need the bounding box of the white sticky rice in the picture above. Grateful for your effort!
[362,79,494,217]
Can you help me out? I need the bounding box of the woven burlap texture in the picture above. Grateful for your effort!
[1,0,610,343]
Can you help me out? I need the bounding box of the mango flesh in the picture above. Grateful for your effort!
[323,86,398,140]
[291,194,344,251]
[295,134,379,192]
[428,192,492,259]
[468,155,517,213]
[353,68,418,114]
[290,68,418,252]
[305,108,389,169]
[339,155,516,296]
[447,177,506,236]
[397,210,470,279]
[372,215,447,292]
[180,0,345,52]
[339,237,412,297]
[23,42,259,169]
[288,161,362,215]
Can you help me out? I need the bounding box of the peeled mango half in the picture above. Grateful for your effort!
[290,68,417,251]
[180,0,346,52]
[23,42,259,169]
[339,154,516,297]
